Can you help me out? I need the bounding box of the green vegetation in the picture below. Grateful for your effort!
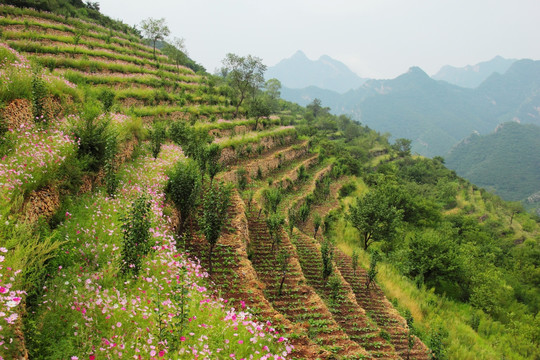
[446,122,540,211]
[1,3,539,360]
[327,154,540,359]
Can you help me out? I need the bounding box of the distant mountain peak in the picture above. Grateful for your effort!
[433,56,517,88]
[267,51,367,93]
[291,50,308,60]
[407,66,428,76]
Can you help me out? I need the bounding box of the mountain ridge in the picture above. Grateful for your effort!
[279,59,540,157]
[432,55,517,88]
[266,50,367,93]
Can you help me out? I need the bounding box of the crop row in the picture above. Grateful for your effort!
[6,38,193,76]
[0,6,146,49]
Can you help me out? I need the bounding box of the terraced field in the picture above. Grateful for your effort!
[0,5,430,359]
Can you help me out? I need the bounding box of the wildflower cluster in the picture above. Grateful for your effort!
[0,247,25,358]
[0,121,76,205]
[35,144,291,359]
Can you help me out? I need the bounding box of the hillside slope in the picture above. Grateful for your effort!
[1,4,539,360]
[445,121,540,204]
[0,5,429,360]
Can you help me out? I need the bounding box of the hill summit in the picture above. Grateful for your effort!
[267,50,366,93]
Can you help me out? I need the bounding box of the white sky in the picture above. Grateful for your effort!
[97,0,540,79]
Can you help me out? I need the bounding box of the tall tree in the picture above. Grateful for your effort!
[199,182,231,274]
[140,18,170,59]
[222,53,267,117]
[347,187,403,250]
[162,37,187,72]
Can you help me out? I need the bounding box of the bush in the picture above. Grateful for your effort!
[150,121,166,159]
[321,237,333,280]
[100,88,115,112]
[120,194,152,275]
[73,102,109,172]
[165,159,201,237]
[339,181,357,198]
[32,73,48,122]
[236,167,248,190]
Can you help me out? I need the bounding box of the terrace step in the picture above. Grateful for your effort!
[335,250,431,360]
[291,230,400,360]
[246,206,371,359]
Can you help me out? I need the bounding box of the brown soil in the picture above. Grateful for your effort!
[2,99,33,129]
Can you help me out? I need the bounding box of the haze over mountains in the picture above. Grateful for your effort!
[266,50,367,93]
[432,56,517,88]
[275,53,540,157]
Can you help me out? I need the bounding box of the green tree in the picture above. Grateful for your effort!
[264,78,282,113]
[321,237,334,281]
[393,138,412,157]
[199,182,231,274]
[262,187,282,215]
[277,248,290,296]
[248,96,271,122]
[221,53,267,117]
[162,37,187,72]
[306,98,329,118]
[407,229,462,288]
[205,144,222,182]
[265,78,281,101]
[507,201,524,225]
[313,213,322,238]
[366,250,380,289]
[347,188,403,250]
[140,17,170,59]
[267,213,285,253]
[165,160,201,239]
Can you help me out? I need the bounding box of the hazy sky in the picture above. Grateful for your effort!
[97,0,540,79]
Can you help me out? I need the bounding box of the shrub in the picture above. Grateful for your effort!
[31,73,48,122]
[328,275,341,302]
[236,167,248,190]
[150,121,166,159]
[205,144,222,181]
[262,187,282,214]
[297,164,308,182]
[298,202,310,223]
[321,237,333,280]
[120,194,152,275]
[100,88,115,112]
[165,159,201,238]
[339,181,357,198]
[199,181,231,274]
[73,103,109,172]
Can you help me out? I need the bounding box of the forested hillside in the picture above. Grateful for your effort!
[0,3,539,360]
[446,122,540,210]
